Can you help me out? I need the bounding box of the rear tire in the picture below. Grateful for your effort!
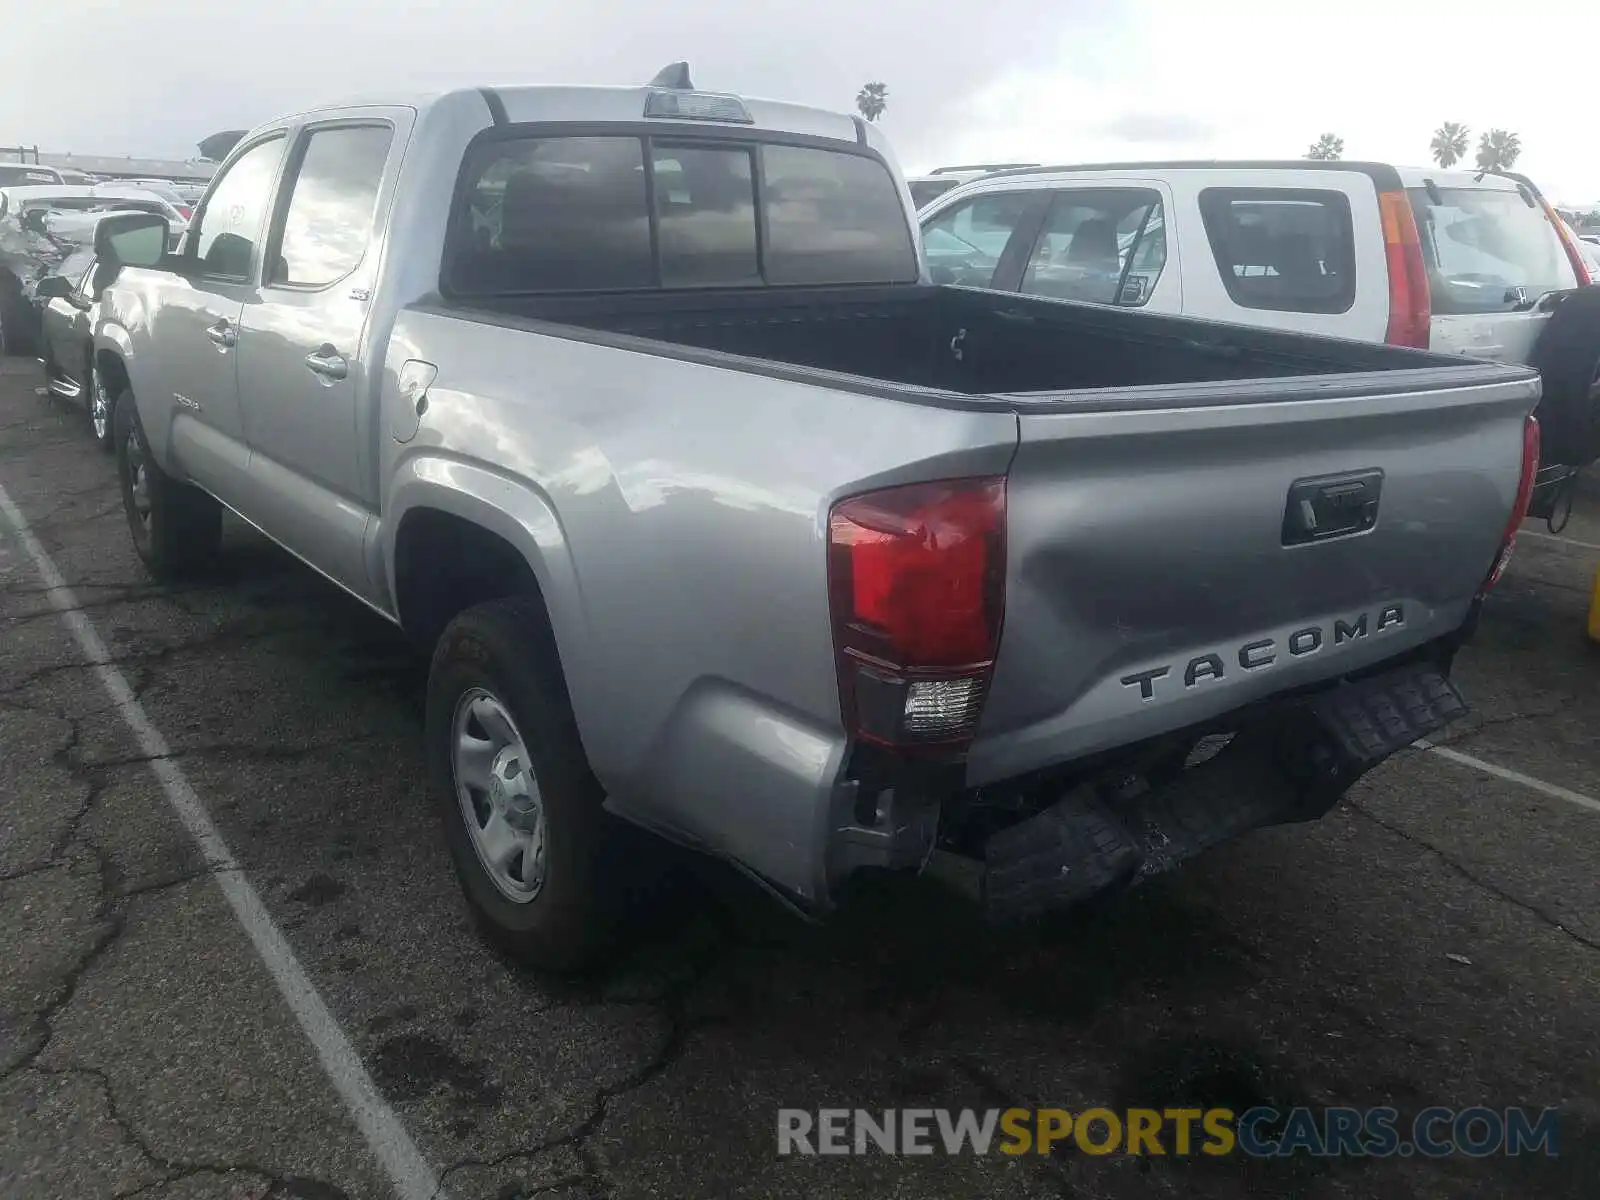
[425,596,617,972]
[113,391,221,579]
[1528,287,1600,468]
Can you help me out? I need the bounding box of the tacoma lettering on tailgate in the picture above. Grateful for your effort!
[1119,605,1406,702]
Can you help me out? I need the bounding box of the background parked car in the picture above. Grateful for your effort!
[0,163,95,186]
[919,160,1600,495]
[35,246,117,448]
[907,163,1040,210]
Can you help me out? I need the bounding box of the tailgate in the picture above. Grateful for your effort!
[967,364,1539,786]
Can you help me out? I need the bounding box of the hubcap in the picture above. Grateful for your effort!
[90,372,109,440]
[126,426,152,532]
[451,688,546,904]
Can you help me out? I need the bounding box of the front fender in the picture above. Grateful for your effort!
[95,313,175,472]
[382,451,595,727]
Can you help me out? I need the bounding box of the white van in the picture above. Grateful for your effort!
[920,161,1600,489]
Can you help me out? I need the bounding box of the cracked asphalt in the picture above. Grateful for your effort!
[2,354,1598,1200]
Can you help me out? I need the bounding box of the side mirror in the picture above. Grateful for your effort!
[34,276,72,301]
[94,212,170,270]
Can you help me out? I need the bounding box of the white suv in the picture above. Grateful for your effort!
[920,160,1600,492]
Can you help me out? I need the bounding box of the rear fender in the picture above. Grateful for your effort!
[382,452,596,735]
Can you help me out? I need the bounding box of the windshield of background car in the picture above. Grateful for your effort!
[1408,185,1578,313]
[445,133,918,294]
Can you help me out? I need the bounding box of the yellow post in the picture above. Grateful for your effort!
[1589,564,1600,642]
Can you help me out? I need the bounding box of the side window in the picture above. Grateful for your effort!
[920,192,1036,288]
[1020,188,1165,306]
[649,144,759,287]
[1198,187,1356,314]
[270,125,394,288]
[447,136,653,293]
[192,137,286,280]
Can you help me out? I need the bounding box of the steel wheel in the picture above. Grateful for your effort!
[89,368,111,442]
[451,687,547,904]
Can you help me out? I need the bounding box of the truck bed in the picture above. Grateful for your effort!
[449,283,1489,398]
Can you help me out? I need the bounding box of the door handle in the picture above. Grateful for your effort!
[205,320,237,348]
[304,346,348,380]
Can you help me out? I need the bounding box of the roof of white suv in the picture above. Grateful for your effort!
[968,160,1534,192]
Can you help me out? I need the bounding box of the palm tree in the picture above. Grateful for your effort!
[856,82,888,123]
[1430,122,1469,168]
[1475,129,1522,172]
[1305,133,1344,161]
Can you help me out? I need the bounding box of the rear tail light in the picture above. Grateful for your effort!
[827,477,1006,752]
[176,206,192,221]
[1377,190,1432,348]
[1484,415,1541,591]
[1547,209,1593,287]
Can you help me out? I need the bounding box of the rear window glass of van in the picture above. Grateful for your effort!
[1198,187,1356,314]
[445,134,917,295]
[1408,185,1578,314]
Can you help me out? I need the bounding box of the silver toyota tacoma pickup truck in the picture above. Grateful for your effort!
[90,66,1543,968]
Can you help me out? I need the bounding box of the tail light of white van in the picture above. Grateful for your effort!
[1484,414,1541,592]
[827,478,1006,752]
[1377,190,1432,348]
[1547,208,1594,287]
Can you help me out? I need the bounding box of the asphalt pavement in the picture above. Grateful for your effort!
[2,355,1597,1199]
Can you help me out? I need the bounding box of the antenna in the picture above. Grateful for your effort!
[649,62,694,90]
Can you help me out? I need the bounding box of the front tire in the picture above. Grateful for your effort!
[113,391,221,579]
[425,596,615,972]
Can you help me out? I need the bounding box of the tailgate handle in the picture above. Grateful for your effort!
[1282,469,1383,546]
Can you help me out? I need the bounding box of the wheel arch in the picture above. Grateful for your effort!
[385,459,594,730]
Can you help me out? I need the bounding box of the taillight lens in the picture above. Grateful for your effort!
[1549,210,1593,287]
[1485,415,1541,591]
[177,206,192,221]
[827,477,1006,751]
[1378,190,1432,348]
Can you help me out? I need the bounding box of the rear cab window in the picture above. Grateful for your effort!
[1198,187,1356,313]
[445,132,918,295]
[1408,183,1578,312]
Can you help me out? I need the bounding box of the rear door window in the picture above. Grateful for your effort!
[1198,187,1356,313]
[1020,188,1165,306]
[1408,185,1578,313]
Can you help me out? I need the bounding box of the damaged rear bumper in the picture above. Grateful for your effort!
[978,660,1466,924]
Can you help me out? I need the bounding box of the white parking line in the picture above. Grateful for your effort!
[0,483,443,1200]
[1518,528,1600,554]
[1418,739,1600,816]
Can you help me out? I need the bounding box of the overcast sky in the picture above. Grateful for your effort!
[5,0,1596,203]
